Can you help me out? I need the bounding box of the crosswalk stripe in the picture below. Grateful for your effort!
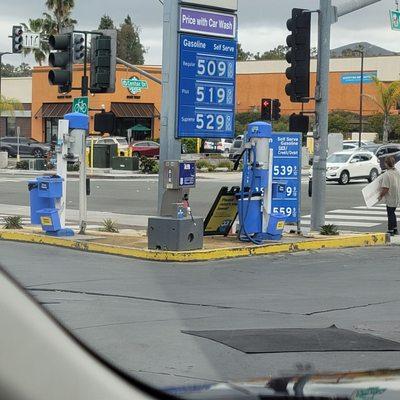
[328,209,388,215]
[301,220,379,228]
[354,206,386,210]
[324,214,387,221]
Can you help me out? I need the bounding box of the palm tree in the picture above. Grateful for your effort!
[21,19,48,66]
[0,95,21,115]
[364,77,400,143]
[45,0,76,32]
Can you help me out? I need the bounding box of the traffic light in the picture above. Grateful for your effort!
[261,98,272,121]
[12,25,23,53]
[285,8,311,103]
[272,99,281,121]
[289,113,309,134]
[48,33,73,93]
[90,30,117,93]
[72,33,85,64]
[94,111,116,134]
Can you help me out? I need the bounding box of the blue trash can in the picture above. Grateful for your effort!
[37,176,63,198]
[28,179,56,225]
[36,208,62,232]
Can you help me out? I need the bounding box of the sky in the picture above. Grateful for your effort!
[0,0,399,66]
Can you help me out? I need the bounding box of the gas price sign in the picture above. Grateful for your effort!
[177,33,237,139]
[270,132,302,224]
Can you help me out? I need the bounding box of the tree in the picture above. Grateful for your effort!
[21,0,76,66]
[364,78,400,143]
[21,18,48,66]
[117,15,145,65]
[98,14,115,30]
[254,45,288,60]
[44,0,76,32]
[0,63,32,77]
[0,95,22,117]
[328,110,358,133]
[237,43,252,61]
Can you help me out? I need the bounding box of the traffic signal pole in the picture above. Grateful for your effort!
[310,0,382,231]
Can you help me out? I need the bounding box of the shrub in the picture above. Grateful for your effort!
[2,215,23,229]
[216,160,233,170]
[99,218,119,233]
[320,224,339,236]
[181,138,197,154]
[16,160,29,170]
[207,164,216,172]
[140,156,159,174]
[196,159,212,170]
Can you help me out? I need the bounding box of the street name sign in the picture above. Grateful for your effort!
[270,132,302,225]
[72,97,89,115]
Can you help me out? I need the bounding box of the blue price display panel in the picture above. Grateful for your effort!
[270,133,302,224]
[177,33,237,139]
[179,162,196,187]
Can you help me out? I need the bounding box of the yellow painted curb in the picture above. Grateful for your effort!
[0,230,389,262]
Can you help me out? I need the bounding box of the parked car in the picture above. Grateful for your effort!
[0,136,50,158]
[96,136,129,156]
[359,143,400,170]
[325,150,381,185]
[203,138,234,153]
[130,141,160,158]
[229,138,245,161]
[342,140,373,151]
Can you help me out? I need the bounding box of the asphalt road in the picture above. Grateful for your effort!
[1,242,400,389]
[0,173,374,225]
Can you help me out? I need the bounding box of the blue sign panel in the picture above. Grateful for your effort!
[340,71,377,85]
[270,132,302,224]
[179,162,196,187]
[177,33,237,139]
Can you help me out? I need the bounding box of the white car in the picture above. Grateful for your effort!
[203,138,234,153]
[326,150,381,185]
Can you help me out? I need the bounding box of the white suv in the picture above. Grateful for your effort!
[326,150,381,185]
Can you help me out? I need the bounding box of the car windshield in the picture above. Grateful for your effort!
[4,2,400,399]
[327,153,351,163]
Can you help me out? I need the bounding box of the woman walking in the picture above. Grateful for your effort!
[379,156,400,236]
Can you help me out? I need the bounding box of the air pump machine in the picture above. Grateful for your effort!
[237,121,287,243]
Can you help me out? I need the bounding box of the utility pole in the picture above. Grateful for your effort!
[354,49,365,148]
[310,0,382,231]
[157,0,182,214]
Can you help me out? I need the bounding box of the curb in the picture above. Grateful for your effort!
[0,230,389,262]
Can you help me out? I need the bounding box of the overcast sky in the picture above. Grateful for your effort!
[0,0,399,66]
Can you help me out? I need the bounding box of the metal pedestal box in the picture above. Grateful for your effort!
[148,217,204,251]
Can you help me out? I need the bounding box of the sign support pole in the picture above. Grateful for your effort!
[157,0,182,214]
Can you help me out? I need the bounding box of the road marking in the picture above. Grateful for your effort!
[301,220,378,228]
[354,205,387,210]
[328,209,387,215]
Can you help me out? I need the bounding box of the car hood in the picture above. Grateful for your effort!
[166,369,400,399]
[326,162,345,168]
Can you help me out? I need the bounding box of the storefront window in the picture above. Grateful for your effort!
[6,117,16,136]
[45,118,60,143]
